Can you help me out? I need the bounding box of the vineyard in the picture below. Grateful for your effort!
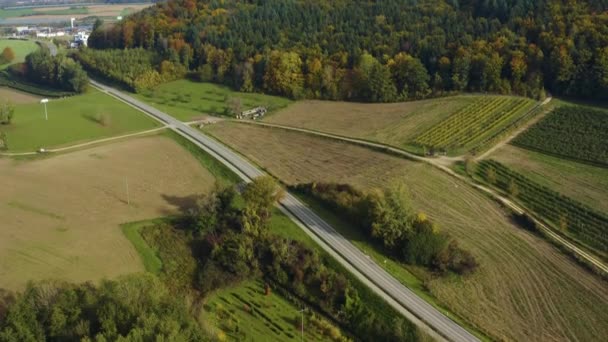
[512,105,608,166]
[414,96,535,154]
[477,160,608,254]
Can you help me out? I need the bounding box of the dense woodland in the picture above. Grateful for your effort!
[85,0,608,102]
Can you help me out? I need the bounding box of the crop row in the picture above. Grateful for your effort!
[415,96,533,151]
[477,160,608,253]
[512,105,608,166]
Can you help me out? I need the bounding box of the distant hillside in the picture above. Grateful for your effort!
[87,0,608,102]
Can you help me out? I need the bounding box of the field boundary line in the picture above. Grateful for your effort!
[0,126,167,156]
[236,119,608,277]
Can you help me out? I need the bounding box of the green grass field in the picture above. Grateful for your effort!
[135,79,292,121]
[0,39,39,69]
[1,88,160,152]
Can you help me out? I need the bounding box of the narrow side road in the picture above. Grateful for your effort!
[90,79,481,342]
[238,120,608,277]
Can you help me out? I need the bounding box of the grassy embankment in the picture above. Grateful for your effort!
[204,121,608,342]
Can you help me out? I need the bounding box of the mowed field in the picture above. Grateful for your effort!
[490,144,608,214]
[204,122,608,341]
[135,79,292,122]
[265,96,473,152]
[265,95,536,155]
[1,88,159,152]
[0,135,216,290]
[0,39,38,69]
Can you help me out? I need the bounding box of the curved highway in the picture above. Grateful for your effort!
[90,79,480,342]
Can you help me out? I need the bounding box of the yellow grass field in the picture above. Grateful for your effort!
[265,96,475,149]
[0,135,215,290]
[205,122,608,342]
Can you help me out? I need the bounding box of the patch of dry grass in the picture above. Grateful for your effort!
[265,96,475,150]
[0,87,41,104]
[205,122,608,342]
[0,135,215,290]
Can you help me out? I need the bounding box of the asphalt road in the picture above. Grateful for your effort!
[90,79,480,342]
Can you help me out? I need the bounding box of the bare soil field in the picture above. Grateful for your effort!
[265,96,475,150]
[0,87,41,104]
[490,144,608,213]
[0,135,215,290]
[205,122,608,342]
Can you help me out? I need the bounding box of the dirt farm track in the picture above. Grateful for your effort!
[0,135,215,290]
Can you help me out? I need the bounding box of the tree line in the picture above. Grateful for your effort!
[86,0,608,101]
[0,274,209,341]
[7,50,89,94]
[293,182,477,275]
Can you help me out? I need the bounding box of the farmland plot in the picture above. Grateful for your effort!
[414,96,535,154]
[490,144,608,214]
[0,135,215,290]
[205,122,608,342]
[265,96,474,153]
[477,160,608,255]
[512,105,608,166]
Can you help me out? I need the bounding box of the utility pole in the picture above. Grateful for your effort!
[125,177,130,205]
[40,99,49,120]
[298,307,306,342]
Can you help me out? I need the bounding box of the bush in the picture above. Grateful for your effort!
[0,47,15,64]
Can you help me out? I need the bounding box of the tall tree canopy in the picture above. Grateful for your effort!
[87,0,608,101]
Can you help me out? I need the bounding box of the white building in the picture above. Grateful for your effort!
[74,31,89,46]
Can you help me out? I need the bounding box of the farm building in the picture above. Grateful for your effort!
[238,107,267,119]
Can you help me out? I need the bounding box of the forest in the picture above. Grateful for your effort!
[85,0,608,102]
